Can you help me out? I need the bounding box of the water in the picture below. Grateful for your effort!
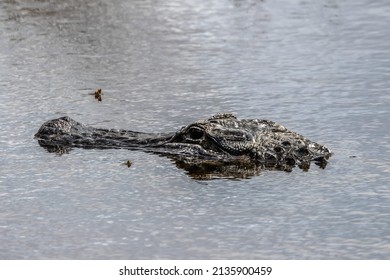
[1,0,389,259]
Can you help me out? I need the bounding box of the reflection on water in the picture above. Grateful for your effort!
[1,0,390,259]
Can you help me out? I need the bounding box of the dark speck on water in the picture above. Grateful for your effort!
[89,88,102,101]
[1,0,390,259]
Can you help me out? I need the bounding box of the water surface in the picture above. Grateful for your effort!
[0,0,389,259]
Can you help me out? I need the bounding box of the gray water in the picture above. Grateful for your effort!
[1,0,389,259]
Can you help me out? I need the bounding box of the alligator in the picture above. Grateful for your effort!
[35,113,332,179]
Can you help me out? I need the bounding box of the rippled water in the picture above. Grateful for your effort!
[1,0,389,259]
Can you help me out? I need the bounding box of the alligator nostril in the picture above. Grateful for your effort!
[188,128,204,140]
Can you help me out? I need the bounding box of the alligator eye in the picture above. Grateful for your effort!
[188,127,204,140]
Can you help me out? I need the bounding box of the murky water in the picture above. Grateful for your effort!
[1,0,389,259]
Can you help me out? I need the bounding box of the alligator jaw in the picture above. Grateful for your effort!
[35,116,175,150]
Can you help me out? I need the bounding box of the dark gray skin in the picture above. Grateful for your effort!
[35,113,332,178]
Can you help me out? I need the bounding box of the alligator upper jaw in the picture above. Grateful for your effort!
[34,125,228,160]
[36,130,243,162]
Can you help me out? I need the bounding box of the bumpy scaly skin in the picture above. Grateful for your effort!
[35,113,332,174]
[172,113,331,166]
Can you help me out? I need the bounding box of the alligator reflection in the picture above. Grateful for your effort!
[38,144,327,180]
[173,158,327,180]
[35,113,331,180]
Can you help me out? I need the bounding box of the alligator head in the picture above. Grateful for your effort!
[35,113,332,179]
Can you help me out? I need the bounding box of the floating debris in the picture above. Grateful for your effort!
[122,160,132,168]
[89,88,102,101]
